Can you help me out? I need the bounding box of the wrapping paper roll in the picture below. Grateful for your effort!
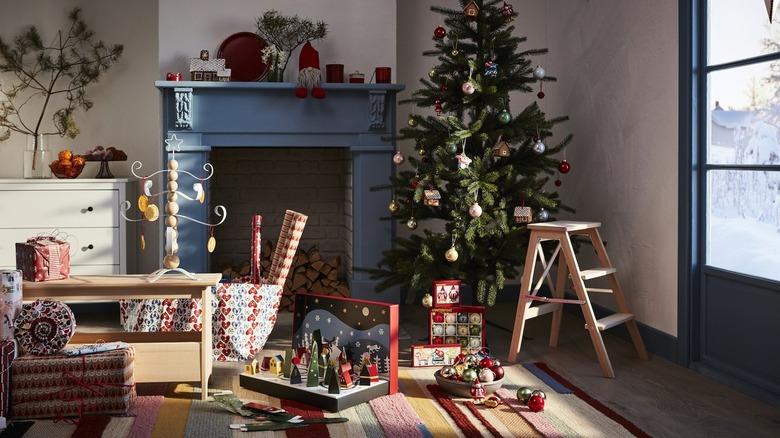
[0,270,23,340]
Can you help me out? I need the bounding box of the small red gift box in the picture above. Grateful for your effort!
[411,344,461,367]
[0,340,16,422]
[429,306,486,353]
[432,279,461,307]
[10,347,135,420]
[15,237,70,282]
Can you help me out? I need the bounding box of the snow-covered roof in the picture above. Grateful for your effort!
[712,108,753,129]
[190,58,226,72]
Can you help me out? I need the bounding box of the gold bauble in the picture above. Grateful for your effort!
[445,246,459,262]
[421,293,433,308]
[144,204,159,222]
[388,200,400,213]
[207,236,217,253]
[137,194,149,212]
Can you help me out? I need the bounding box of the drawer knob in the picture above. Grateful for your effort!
[84,244,94,251]
[87,206,94,212]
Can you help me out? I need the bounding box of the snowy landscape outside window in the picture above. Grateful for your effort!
[706,0,780,281]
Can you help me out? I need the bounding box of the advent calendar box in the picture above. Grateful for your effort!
[429,306,486,353]
[431,279,461,307]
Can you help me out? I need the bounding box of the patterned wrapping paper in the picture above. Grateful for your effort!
[0,270,23,340]
[0,340,16,420]
[10,347,135,420]
[14,300,76,356]
[15,237,71,282]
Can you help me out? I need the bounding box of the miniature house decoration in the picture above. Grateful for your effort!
[493,137,511,158]
[270,354,284,376]
[217,68,231,82]
[340,363,353,387]
[424,189,442,207]
[190,50,227,81]
[464,0,480,18]
[514,206,533,224]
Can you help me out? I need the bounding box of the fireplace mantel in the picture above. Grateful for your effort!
[156,80,404,302]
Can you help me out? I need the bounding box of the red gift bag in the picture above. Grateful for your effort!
[15,236,71,282]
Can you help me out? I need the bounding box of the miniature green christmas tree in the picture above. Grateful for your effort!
[327,366,340,394]
[289,365,302,384]
[306,340,320,387]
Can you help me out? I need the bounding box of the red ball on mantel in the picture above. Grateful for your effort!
[527,394,545,412]
[558,159,571,174]
[434,26,447,39]
[479,358,494,369]
[491,365,505,380]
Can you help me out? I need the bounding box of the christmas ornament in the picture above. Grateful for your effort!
[531,389,547,400]
[498,109,511,124]
[469,325,481,336]
[388,199,400,213]
[532,139,546,154]
[491,365,505,380]
[434,26,446,39]
[440,82,448,92]
[421,293,433,308]
[408,116,418,127]
[484,395,501,408]
[447,143,458,154]
[517,387,534,404]
[484,60,498,77]
[479,358,494,369]
[441,365,456,379]
[393,151,405,165]
[558,159,571,174]
[464,354,479,367]
[470,381,487,402]
[433,325,444,336]
[432,312,445,323]
[445,313,457,324]
[478,368,495,383]
[469,313,481,324]
[137,194,149,212]
[434,98,443,116]
[554,179,562,187]
[462,368,478,383]
[445,325,457,336]
[406,218,418,230]
[462,81,475,95]
[424,188,441,206]
[501,2,516,21]
[445,245,459,262]
[450,34,460,56]
[432,336,444,344]
[493,136,511,157]
[469,202,482,218]
[527,394,545,412]
[456,153,472,169]
[456,313,468,324]
[537,81,545,99]
[429,68,437,79]
[144,204,159,222]
[207,227,217,253]
[536,208,550,222]
[464,0,480,18]
[533,65,546,80]
[457,325,469,336]
[514,206,532,224]
[417,147,426,156]
[492,359,500,367]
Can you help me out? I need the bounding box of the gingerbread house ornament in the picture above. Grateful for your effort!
[424,189,442,207]
[464,0,480,18]
[514,206,533,224]
[493,137,511,158]
[190,50,226,81]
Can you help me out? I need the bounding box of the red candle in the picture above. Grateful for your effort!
[375,67,391,83]
[349,71,365,83]
[326,64,344,83]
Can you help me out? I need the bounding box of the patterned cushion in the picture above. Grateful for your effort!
[15,300,76,355]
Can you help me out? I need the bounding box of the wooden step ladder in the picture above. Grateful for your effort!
[507,221,648,378]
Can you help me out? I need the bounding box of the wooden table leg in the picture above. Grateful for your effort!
[201,286,213,400]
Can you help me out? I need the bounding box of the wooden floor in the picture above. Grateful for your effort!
[200,304,780,438]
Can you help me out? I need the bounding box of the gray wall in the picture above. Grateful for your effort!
[397,0,679,336]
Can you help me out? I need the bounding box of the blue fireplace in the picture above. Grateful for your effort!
[156,81,404,302]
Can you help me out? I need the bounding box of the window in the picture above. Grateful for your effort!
[704,0,780,281]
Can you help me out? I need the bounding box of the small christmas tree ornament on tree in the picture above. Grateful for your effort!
[536,208,550,222]
[484,60,498,77]
[434,99,444,116]
[445,236,459,263]
[464,0,480,18]
[388,199,400,213]
[434,25,447,39]
[393,150,405,165]
[450,34,460,56]
[558,159,571,174]
[408,115,418,127]
[469,189,483,218]
[514,204,533,224]
[501,2,516,21]
[407,218,418,230]
[533,65,546,79]
[498,109,511,124]
[532,138,547,154]
[422,293,434,308]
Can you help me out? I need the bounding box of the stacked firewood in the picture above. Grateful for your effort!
[221,242,349,311]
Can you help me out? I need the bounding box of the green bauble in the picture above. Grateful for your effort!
[498,110,511,124]
[517,387,534,404]
[446,143,458,154]
[462,368,478,383]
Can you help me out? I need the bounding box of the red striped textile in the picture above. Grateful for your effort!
[280,399,328,438]
[464,402,502,438]
[426,384,482,438]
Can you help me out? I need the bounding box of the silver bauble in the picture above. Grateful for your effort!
[462,81,476,95]
[469,202,483,218]
[407,218,418,230]
[532,139,546,154]
[536,208,550,222]
[421,293,433,308]
[533,65,546,79]
[464,354,479,367]
[440,365,456,379]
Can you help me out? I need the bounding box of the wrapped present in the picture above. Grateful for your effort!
[15,300,76,356]
[0,270,23,340]
[10,347,135,420]
[0,340,16,424]
[15,237,71,282]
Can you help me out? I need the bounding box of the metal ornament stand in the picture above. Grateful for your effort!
[121,134,227,282]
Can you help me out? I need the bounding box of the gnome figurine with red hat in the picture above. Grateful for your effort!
[295,41,325,99]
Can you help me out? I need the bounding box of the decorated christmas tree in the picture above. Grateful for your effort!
[370,0,572,306]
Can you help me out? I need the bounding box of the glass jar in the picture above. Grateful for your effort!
[24,134,51,179]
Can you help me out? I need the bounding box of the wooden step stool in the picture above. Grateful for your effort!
[508,221,648,377]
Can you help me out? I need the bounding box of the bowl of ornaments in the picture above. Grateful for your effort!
[434,349,505,398]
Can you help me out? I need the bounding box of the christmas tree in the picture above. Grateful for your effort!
[370,0,572,306]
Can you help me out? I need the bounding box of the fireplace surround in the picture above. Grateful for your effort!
[156,81,404,302]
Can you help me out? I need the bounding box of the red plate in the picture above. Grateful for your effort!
[217,32,269,82]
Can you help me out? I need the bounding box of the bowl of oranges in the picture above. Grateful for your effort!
[49,150,86,179]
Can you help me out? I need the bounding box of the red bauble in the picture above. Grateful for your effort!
[537,90,545,99]
[454,353,466,364]
[432,336,444,344]
[554,179,562,187]
[527,394,545,412]
[411,179,420,189]
[491,365,505,380]
[434,26,447,39]
[479,358,494,369]
[432,312,445,323]
[440,82,448,92]
[558,159,571,174]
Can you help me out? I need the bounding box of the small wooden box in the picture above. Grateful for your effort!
[429,306,486,353]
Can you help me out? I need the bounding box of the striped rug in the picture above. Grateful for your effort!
[7,362,650,437]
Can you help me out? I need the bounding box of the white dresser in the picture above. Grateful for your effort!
[0,179,132,275]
